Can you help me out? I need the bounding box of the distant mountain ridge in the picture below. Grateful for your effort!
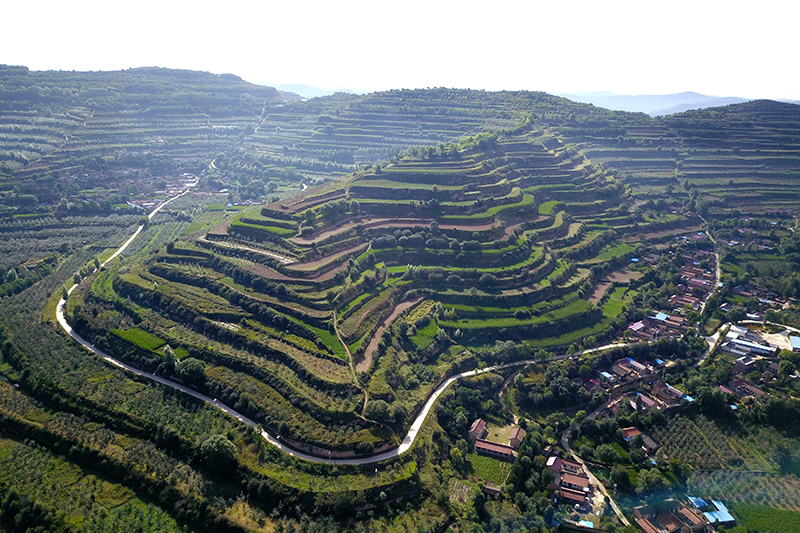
[559,90,756,116]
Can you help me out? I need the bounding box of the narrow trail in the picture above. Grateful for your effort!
[196,235,295,264]
[332,309,369,415]
[355,297,423,373]
[21,110,94,172]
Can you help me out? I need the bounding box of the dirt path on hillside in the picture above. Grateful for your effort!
[621,224,703,242]
[286,244,367,272]
[355,297,424,372]
[198,236,296,264]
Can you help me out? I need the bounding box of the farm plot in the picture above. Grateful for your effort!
[467,453,512,485]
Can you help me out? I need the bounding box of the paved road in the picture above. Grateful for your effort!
[560,432,631,527]
[58,285,558,464]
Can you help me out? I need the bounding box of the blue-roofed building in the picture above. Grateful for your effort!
[651,312,670,322]
[704,501,735,524]
[688,496,707,509]
[729,337,777,356]
[790,336,800,353]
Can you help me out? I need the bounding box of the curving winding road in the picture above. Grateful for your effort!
[55,184,724,465]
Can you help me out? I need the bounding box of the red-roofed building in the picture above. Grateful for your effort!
[475,439,515,461]
[558,488,586,504]
[561,458,583,474]
[656,512,682,532]
[622,427,642,440]
[679,507,705,529]
[561,472,589,491]
[636,518,661,533]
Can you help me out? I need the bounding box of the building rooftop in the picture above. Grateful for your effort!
[562,473,589,488]
[622,427,642,440]
[559,488,586,503]
[704,500,735,523]
[469,418,486,437]
[475,439,515,456]
[790,336,800,350]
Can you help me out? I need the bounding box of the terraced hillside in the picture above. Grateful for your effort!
[68,123,694,460]
[2,70,574,218]
[245,88,543,170]
[0,66,287,218]
[1,69,798,529]
[564,100,800,215]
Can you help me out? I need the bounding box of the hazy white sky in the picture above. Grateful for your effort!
[3,0,798,99]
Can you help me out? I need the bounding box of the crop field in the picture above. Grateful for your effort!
[467,453,512,485]
[601,287,634,318]
[730,504,800,533]
[649,414,794,470]
[0,437,185,531]
[565,100,800,215]
[688,471,800,511]
[110,328,167,351]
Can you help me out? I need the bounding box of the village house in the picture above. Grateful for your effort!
[546,456,590,504]
[509,427,526,449]
[734,355,759,374]
[622,427,642,441]
[722,332,777,358]
[561,472,589,492]
[629,319,659,341]
[633,498,712,533]
[727,378,766,397]
[474,439,516,461]
[652,382,690,406]
[790,336,800,353]
[468,418,487,440]
[622,427,660,454]
[611,364,634,380]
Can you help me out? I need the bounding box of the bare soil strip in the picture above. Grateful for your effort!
[588,281,612,305]
[588,267,643,304]
[287,244,367,272]
[621,224,703,242]
[355,297,424,372]
[208,218,233,236]
[604,268,643,283]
